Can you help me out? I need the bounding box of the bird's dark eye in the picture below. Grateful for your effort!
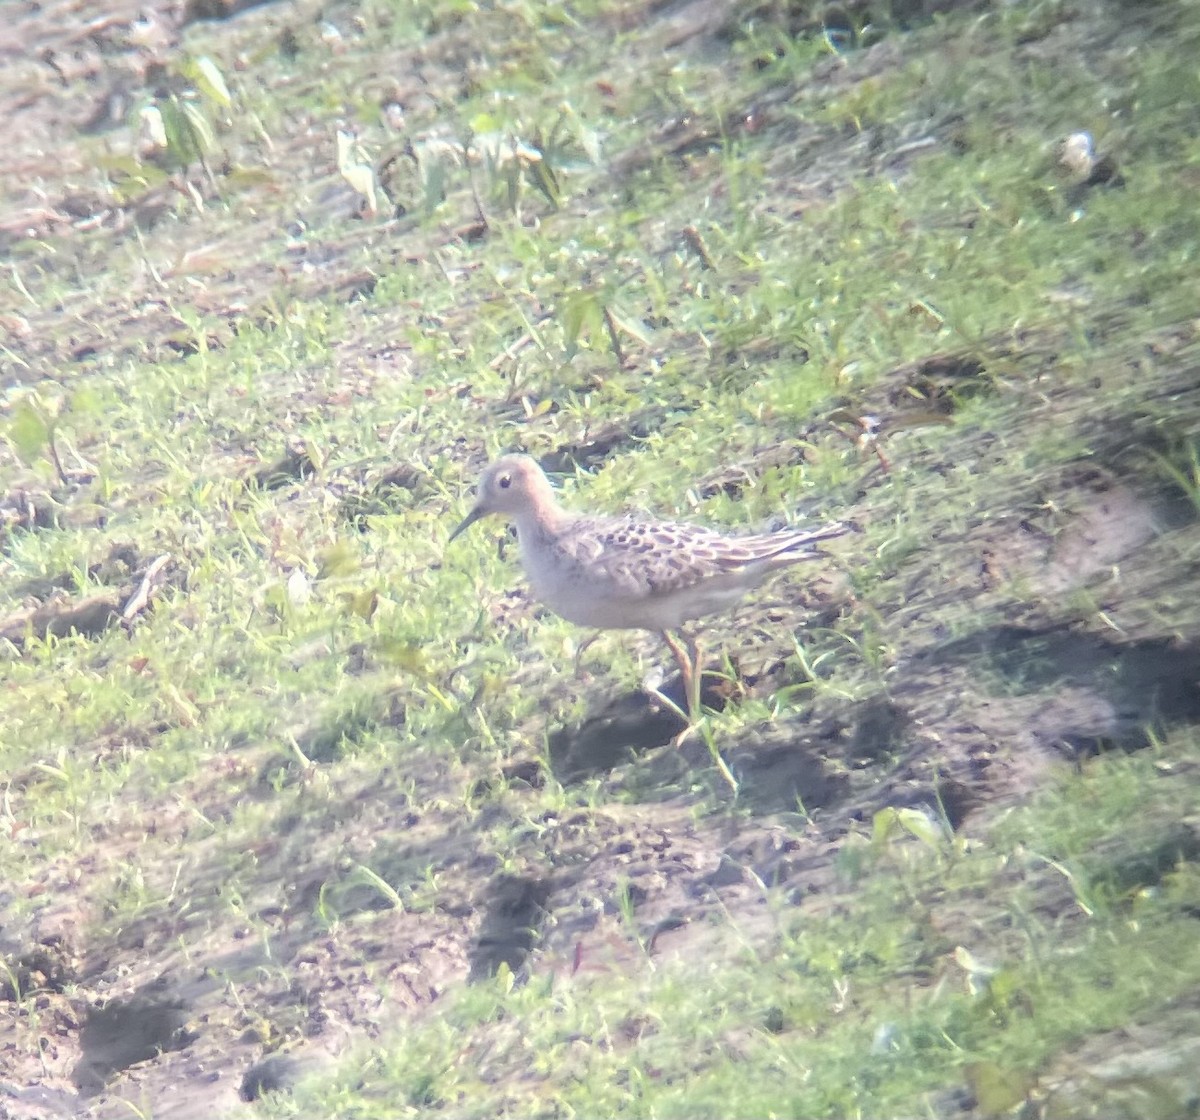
[498,474,512,489]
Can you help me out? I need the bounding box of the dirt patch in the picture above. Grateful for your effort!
[547,673,725,781]
[468,875,554,981]
[927,627,1200,747]
[74,997,197,1098]
[0,546,175,649]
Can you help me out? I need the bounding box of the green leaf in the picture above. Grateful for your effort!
[495,960,514,993]
[894,806,948,847]
[317,540,360,580]
[350,864,404,910]
[871,806,947,849]
[964,1061,1035,1115]
[562,291,603,358]
[605,306,652,347]
[343,588,379,621]
[68,385,104,416]
[190,56,232,109]
[376,639,430,678]
[8,399,51,464]
[468,112,499,135]
[526,154,560,209]
[160,95,212,167]
[180,98,215,154]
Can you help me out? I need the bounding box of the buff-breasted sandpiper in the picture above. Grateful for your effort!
[449,454,847,719]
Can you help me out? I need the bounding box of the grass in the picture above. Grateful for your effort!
[261,729,1200,1119]
[1,0,1199,1115]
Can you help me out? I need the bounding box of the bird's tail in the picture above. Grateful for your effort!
[762,520,853,563]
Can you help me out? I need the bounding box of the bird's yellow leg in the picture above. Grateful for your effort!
[572,631,601,677]
[654,632,737,789]
[685,633,704,724]
[660,629,692,699]
[660,629,704,734]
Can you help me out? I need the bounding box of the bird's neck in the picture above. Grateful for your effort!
[515,500,571,543]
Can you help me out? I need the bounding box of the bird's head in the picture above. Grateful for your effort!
[448,454,555,540]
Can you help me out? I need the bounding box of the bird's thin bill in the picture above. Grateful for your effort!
[448,505,485,542]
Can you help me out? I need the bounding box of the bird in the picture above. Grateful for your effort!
[449,454,847,722]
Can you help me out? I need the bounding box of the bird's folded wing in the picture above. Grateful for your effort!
[558,518,797,598]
